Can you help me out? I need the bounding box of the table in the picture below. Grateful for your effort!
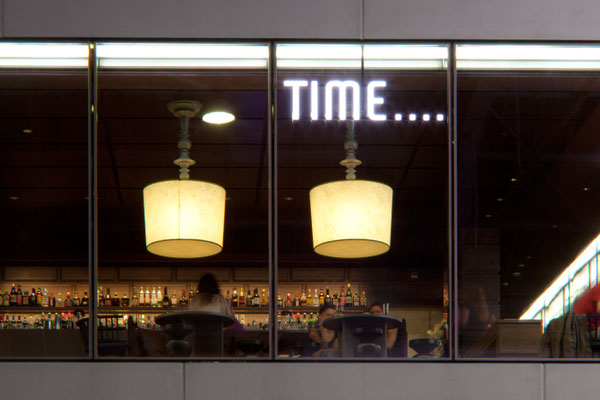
[323,314,404,357]
[155,311,235,356]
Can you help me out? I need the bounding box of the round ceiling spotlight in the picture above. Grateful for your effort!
[202,99,235,125]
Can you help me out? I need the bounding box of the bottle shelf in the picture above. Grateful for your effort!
[0,305,368,315]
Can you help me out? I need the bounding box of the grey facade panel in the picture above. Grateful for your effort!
[185,363,543,400]
[364,0,600,40]
[3,0,361,39]
[0,362,184,399]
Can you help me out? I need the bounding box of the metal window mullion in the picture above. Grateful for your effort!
[88,42,99,359]
[448,43,458,361]
[268,41,278,359]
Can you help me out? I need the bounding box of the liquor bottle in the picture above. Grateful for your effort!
[171,290,178,306]
[16,285,23,306]
[188,286,194,301]
[247,290,252,306]
[284,292,292,307]
[30,288,36,307]
[144,287,150,306]
[277,292,283,307]
[332,293,339,308]
[345,284,353,308]
[22,290,30,306]
[361,290,367,307]
[64,291,73,307]
[231,287,239,307]
[98,286,103,307]
[318,288,325,306]
[162,286,170,308]
[104,288,112,307]
[261,288,268,306]
[300,289,307,306]
[157,287,163,304]
[37,288,43,307]
[306,289,313,307]
[129,286,140,307]
[151,287,158,307]
[81,292,89,307]
[293,292,300,307]
[238,288,245,307]
[253,288,260,307]
[9,284,17,306]
[314,289,319,306]
[324,288,331,307]
[339,286,346,309]
[49,292,56,308]
[112,291,120,307]
[42,288,49,307]
[353,292,360,307]
[73,291,80,306]
[308,313,315,328]
[179,289,188,307]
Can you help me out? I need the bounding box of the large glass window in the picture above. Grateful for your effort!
[96,43,270,358]
[275,44,449,358]
[457,44,600,359]
[0,43,90,358]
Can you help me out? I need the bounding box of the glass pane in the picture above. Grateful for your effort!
[96,43,269,358]
[0,43,90,358]
[276,44,449,359]
[458,43,600,359]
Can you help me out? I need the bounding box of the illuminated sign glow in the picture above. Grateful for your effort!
[283,79,444,122]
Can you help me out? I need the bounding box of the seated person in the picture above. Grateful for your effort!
[308,305,338,356]
[368,302,397,350]
[189,273,244,332]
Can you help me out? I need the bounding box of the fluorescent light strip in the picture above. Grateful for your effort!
[99,59,267,69]
[277,44,362,60]
[364,60,447,70]
[520,232,600,321]
[0,58,88,68]
[457,45,600,70]
[97,43,268,69]
[0,43,88,68]
[364,45,448,60]
[277,59,362,69]
[97,43,269,59]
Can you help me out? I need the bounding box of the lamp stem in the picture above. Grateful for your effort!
[340,119,362,180]
[167,100,202,180]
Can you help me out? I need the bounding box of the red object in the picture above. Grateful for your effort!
[574,283,600,315]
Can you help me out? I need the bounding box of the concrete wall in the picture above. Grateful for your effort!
[1,1,600,399]
[2,0,600,40]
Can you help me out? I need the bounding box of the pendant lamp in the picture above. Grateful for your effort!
[310,120,393,258]
[143,100,226,258]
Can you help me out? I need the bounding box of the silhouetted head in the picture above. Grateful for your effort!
[197,273,220,295]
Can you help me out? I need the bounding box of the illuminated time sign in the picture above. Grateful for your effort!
[283,79,444,122]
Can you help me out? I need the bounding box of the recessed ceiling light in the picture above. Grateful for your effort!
[513,272,521,277]
[436,113,445,121]
[22,129,32,134]
[422,114,430,121]
[8,196,19,200]
[510,178,517,182]
[202,111,235,125]
[283,196,294,201]
[201,99,236,125]
[409,113,417,121]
